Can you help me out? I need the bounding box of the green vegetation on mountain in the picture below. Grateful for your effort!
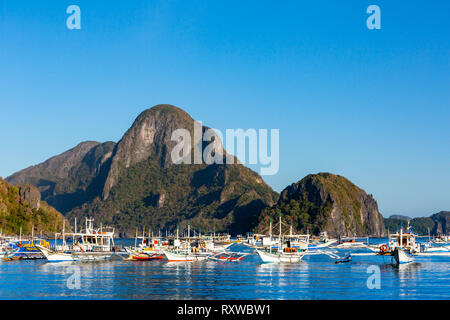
[8,105,277,236]
[0,178,67,235]
[69,159,276,236]
[384,211,450,235]
[255,173,385,237]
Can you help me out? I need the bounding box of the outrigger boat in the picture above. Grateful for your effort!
[124,252,155,261]
[37,218,116,262]
[123,228,164,261]
[333,236,370,249]
[162,224,214,262]
[2,227,50,260]
[345,225,417,265]
[431,234,450,244]
[200,233,239,249]
[392,247,414,265]
[255,215,309,263]
[3,239,49,260]
[163,247,211,262]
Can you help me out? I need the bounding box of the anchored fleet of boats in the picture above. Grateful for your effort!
[1,217,449,267]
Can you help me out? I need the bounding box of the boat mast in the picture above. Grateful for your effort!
[134,228,138,250]
[176,224,179,253]
[74,218,77,244]
[269,217,272,254]
[111,228,115,248]
[279,213,282,251]
[149,226,151,245]
[188,222,191,248]
[95,220,98,247]
[400,227,403,248]
[290,218,293,236]
[63,220,66,249]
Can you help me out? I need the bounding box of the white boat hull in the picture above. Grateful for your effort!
[37,245,112,262]
[46,253,74,262]
[162,249,210,262]
[425,246,450,253]
[256,249,305,263]
[393,247,414,265]
[37,245,74,262]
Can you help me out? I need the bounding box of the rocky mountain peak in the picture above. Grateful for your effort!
[256,172,385,237]
[102,104,212,200]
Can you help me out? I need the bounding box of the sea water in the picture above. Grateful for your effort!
[0,239,448,299]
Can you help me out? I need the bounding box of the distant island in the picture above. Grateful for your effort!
[4,104,448,237]
[384,212,449,236]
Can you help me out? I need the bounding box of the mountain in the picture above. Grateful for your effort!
[7,141,116,214]
[7,105,278,236]
[255,173,385,237]
[432,211,450,235]
[0,178,67,235]
[384,211,450,235]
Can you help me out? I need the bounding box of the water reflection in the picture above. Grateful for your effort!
[40,261,74,270]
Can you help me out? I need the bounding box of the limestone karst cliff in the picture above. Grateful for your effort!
[255,173,386,237]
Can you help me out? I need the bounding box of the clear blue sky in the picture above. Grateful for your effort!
[0,1,449,217]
